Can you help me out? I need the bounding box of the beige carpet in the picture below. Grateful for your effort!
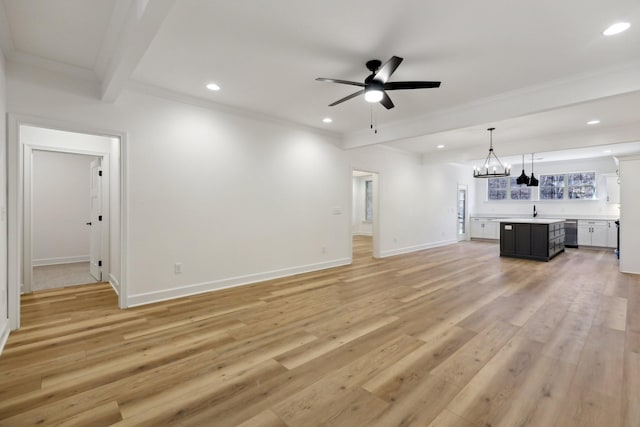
[32,262,99,291]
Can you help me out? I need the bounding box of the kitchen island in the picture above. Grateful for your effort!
[499,218,565,261]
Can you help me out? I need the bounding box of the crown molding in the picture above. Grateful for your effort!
[125,80,342,143]
[9,51,98,82]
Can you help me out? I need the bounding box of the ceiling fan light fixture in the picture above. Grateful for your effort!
[603,22,631,36]
[364,89,383,103]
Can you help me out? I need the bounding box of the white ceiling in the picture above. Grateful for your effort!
[1,0,640,161]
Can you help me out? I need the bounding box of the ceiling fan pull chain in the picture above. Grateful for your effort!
[375,112,378,134]
[370,107,373,129]
[371,107,378,134]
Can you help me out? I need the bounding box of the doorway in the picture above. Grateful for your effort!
[352,170,380,260]
[457,184,468,241]
[30,150,102,291]
[8,117,126,331]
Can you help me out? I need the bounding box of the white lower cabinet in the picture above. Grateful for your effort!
[470,218,499,240]
[578,220,609,247]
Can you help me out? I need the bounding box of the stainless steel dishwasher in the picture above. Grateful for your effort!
[564,219,578,247]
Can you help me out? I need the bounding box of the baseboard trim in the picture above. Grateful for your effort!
[0,320,10,357]
[127,257,352,307]
[380,239,458,258]
[32,255,90,267]
[352,232,373,236]
[109,274,120,296]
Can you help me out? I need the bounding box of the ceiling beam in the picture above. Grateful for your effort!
[343,60,640,150]
[100,0,176,102]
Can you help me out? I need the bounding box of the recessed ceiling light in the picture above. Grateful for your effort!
[587,120,600,125]
[436,145,445,149]
[206,83,221,91]
[322,117,333,123]
[603,22,631,36]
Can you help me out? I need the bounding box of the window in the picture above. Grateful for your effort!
[509,177,532,200]
[540,174,565,200]
[567,172,596,199]
[488,177,508,200]
[365,180,373,221]
[487,177,531,201]
[540,172,597,200]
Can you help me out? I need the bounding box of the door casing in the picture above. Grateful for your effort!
[7,114,128,330]
[457,184,469,241]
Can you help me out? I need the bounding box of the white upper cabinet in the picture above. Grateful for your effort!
[605,174,620,204]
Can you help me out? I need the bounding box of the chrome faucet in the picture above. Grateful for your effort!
[533,204,538,218]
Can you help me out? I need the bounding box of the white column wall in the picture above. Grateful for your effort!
[348,146,461,257]
[618,155,640,274]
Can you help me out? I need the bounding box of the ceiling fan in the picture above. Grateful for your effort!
[316,56,441,110]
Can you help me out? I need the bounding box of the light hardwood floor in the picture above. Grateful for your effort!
[1,237,638,426]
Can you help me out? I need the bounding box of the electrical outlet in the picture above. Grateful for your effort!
[174,263,183,274]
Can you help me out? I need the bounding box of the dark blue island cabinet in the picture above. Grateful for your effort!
[499,219,565,261]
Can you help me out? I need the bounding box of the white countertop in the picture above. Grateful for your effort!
[471,215,618,221]
[498,218,566,224]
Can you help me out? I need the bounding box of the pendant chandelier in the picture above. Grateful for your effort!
[516,153,530,185]
[473,127,511,178]
[527,153,539,187]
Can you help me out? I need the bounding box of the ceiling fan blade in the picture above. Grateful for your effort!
[374,56,403,83]
[316,78,365,87]
[380,92,394,109]
[328,89,365,106]
[384,81,441,90]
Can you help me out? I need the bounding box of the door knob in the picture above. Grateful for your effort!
[86,222,92,226]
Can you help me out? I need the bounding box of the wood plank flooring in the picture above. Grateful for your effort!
[1,236,639,426]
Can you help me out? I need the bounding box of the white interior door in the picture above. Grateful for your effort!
[89,158,103,281]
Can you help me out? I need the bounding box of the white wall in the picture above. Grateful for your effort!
[352,175,372,236]
[471,157,620,218]
[32,150,98,265]
[348,146,462,257]
[0,48,9,349]
[7,62,350,305]
[619,155,640,274]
